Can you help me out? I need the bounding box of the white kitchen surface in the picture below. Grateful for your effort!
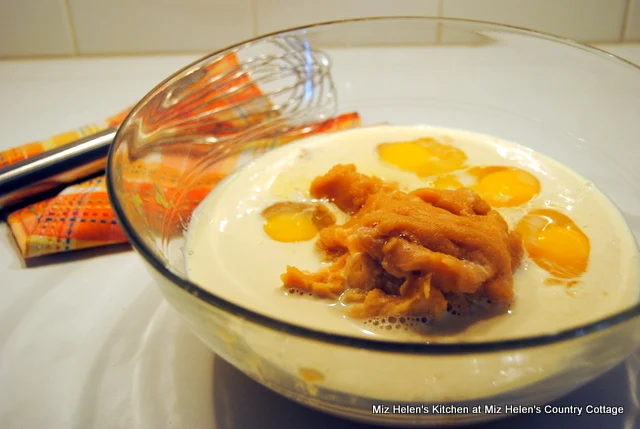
[1,43,640,429]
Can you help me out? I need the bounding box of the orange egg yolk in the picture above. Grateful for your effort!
[516,209,590,278]
[430,174,464,189]
[262,201,335,242]
[377,138,467,177]
[469,166,540,207]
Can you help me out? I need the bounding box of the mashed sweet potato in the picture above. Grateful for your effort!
[281,164,523,320]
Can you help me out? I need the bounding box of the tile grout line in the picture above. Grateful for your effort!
[63,0,80,56]
[250,0,259,37]
[436,0,445,43]
[0,51,210,62]
[621,0,632,42]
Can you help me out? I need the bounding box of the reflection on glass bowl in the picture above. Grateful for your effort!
[107,17,640,427]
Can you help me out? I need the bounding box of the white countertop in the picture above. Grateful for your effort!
[1,43,639,429]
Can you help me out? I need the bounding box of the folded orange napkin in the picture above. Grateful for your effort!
[2,54,360,259]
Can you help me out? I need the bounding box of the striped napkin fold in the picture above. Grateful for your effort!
[2,53,360,259]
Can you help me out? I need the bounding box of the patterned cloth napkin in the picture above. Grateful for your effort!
[2,53,360,258]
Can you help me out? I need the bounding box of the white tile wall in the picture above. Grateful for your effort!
[0,0,74,57]
[0,0,638,57]
[254,0,440,47]
[626,0,640,41]
[254,0,439,35]
[68,0,253,54]
[442,0,627,43]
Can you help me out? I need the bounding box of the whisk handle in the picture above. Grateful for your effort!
[0,127,117,211]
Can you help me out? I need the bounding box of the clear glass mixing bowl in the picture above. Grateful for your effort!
[106,17,640,427]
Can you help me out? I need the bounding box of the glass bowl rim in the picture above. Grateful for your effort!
[106,16,640,355]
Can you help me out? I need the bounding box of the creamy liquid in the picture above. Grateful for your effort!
[185,126,640,342]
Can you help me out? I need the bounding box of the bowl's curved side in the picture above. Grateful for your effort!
[148,262,640,426]
[106,16,640,425]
